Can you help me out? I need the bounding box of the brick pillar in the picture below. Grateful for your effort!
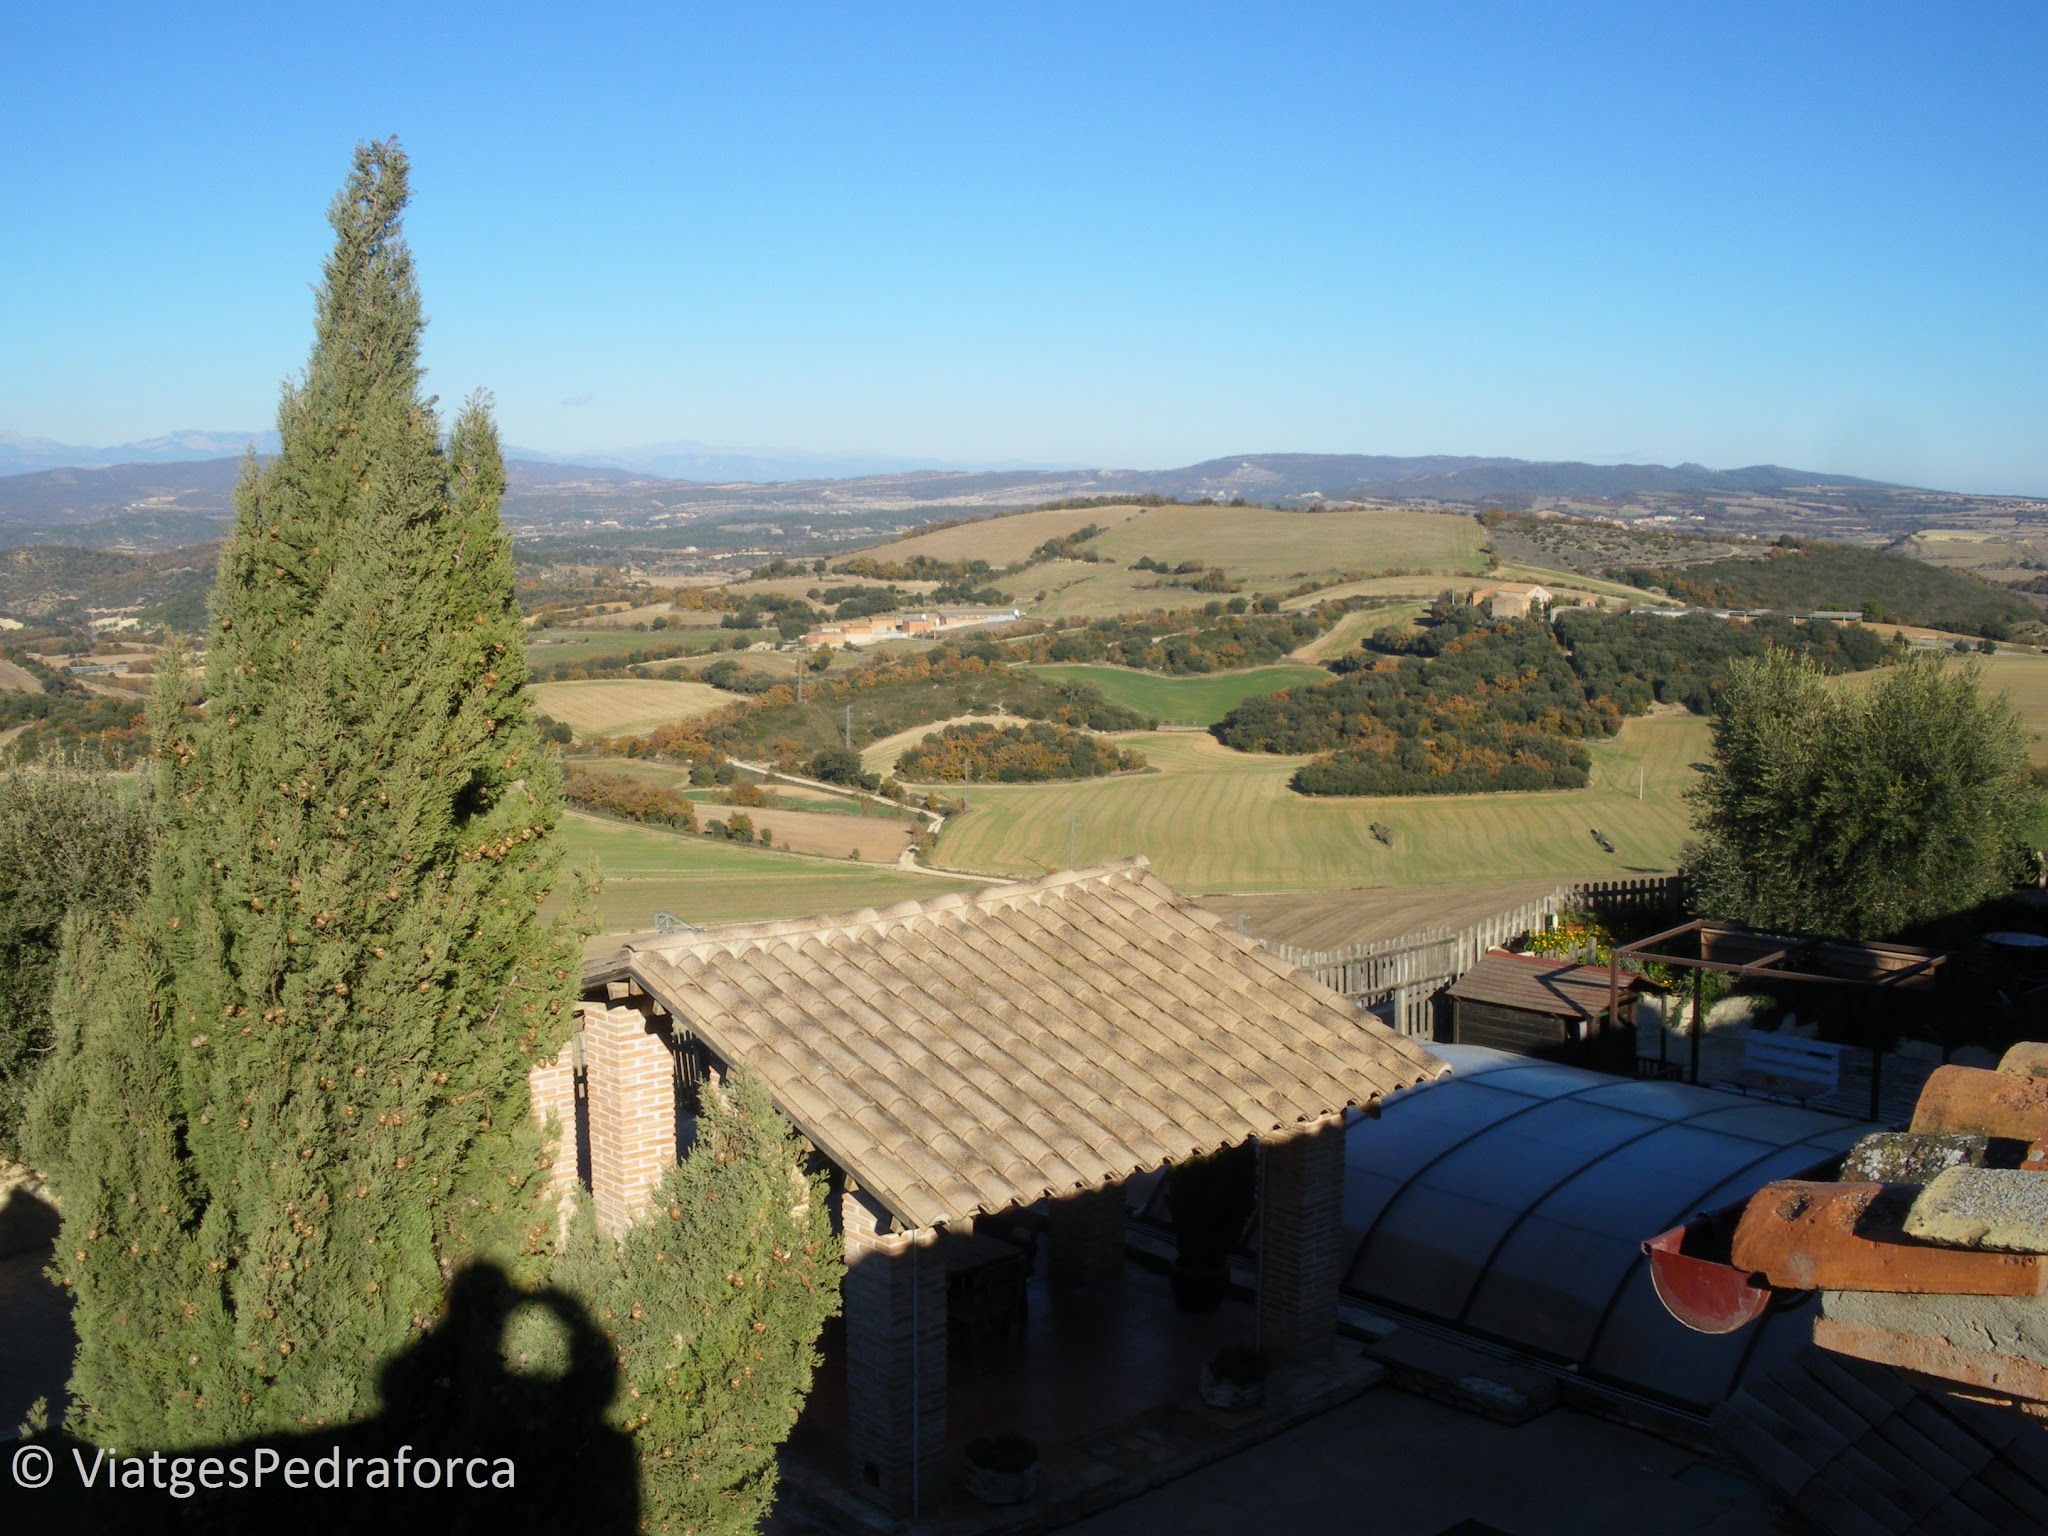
[1046,1183,1126,1287]
[1258,1115,1345,1362]
[582,1003,676,1236]
[841,1184,946,1516]
[528,1038,580,1239]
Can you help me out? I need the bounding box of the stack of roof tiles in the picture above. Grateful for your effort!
[1672,1042,2048,1533]
[1725,1042,2048,1412]
[585,858,1446,1231]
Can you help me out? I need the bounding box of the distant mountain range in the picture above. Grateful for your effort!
[0,440,2002,553]
[0,430,1048,484]
[0,429,281,474]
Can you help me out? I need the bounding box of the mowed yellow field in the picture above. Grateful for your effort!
[1832,650,2048,764]
[930,714,1710,892]
[1088,503,1485,585]
[835,502,1485,616]
[527,678,730,738]
[842,505,1153,568]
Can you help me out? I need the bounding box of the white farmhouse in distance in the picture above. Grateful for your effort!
[800,607,1023,649]
[1470,582,1553,619]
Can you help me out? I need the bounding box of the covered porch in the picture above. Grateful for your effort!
[574,858,1444,1516]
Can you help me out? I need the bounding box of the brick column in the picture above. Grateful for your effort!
[1046,1183,1126,1287]
[841,1184,946,1516]
[1258,1115,1345,1362]
[528,1039,580,1239]
[582,1004,676,1236]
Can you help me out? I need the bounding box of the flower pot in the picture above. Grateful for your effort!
[963,1459,1039,1506]
[1199,1359,1267,1410]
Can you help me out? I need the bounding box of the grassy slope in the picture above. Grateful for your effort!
[929,715,1708,892]
[1026,663,1329,726]
[556,810,975,936]
[1288,605,1423,660]
[528,678,730,738]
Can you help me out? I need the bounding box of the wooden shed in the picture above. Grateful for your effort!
[1443,949,1642,1068]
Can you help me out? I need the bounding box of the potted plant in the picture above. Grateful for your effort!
[1167,1143,1257,1313]
[1199,1346,1269,1410]
[963,1434,1040,1506]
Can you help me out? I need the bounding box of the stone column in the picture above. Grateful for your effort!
[582,1003,676,1236]
[841,1184,946,1516]
[1046,1183,1126,1287]
[1258,1114,1346,1362]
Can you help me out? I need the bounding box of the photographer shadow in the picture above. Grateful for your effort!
[19,1262,637,1535]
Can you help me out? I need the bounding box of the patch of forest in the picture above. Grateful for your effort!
[1214,604,1894,797]
[895,720,1147,783]
[597,649,1151,770]
[1613,539,2037,637]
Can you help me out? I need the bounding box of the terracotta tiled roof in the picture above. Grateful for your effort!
[1444,949,1637,1022]
[587,857,1446,1230]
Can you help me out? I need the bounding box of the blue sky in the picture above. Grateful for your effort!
[6,3,2045,491]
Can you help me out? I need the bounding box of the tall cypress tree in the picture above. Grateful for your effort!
[27,139,580,1447]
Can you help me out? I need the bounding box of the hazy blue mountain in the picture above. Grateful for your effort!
[0,429,280,474]
[0,440,1934,552]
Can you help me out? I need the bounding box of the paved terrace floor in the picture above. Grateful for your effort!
[1062,1388,1781,1536]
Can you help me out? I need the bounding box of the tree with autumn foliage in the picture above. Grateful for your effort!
[26,139,582,1449]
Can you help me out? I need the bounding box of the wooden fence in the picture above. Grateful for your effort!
[1265,874,1686,1038]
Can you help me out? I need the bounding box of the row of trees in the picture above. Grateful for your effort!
[13,144,837,1533]
[563,766,701,831]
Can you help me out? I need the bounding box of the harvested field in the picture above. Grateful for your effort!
[843,506,1152,569]
[1088,504,1483,586]
[556,811,975,941]
[560,604,724,628]
[563,757,924,862]
[0,660,44,692]
[1014,504,1486,617]
[527,678,729,738]
[930,714,1710,892]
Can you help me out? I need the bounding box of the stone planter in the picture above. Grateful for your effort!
[1199,1359,1267,1411]
[1200,1347,1270,1411]
[963,1436,1039,1506]
[963,1458,1039,1506]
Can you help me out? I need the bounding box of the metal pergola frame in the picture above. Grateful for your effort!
[1609,919,1949,1117]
